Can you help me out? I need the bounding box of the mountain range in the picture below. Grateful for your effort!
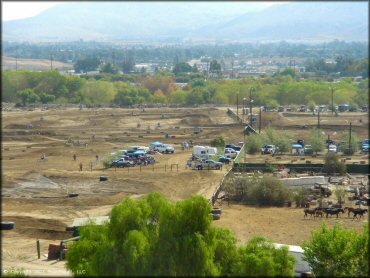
[3,2,368,43]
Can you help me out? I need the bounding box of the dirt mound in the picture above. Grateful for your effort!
[2,215,72,240]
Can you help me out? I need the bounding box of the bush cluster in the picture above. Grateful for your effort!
[226,175,292,207]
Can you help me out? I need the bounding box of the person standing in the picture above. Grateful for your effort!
[79,162,83,171]
[73,154,77,161]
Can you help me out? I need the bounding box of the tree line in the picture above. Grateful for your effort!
[2,69,368,108]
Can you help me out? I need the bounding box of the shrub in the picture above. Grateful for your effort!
[210,136,226,149]
[322,152,346,174]
[245,134,263,154]
[247,176,293,207]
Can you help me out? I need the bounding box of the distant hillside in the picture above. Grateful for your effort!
[3,2,368,42]
[192,2,369,42]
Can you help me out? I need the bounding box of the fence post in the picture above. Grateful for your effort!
[36,239,40,259]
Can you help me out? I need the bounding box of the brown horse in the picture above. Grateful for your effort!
[344,207,356,218]
[353,208,368,219]
[315,209,324,218]
[304,208,316,218]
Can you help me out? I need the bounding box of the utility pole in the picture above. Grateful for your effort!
[249,87,254,126]
[259,106,262,134]
[236,93,239,121]
[243,97,246,123]
[331,87,334,116]
[349,122,352,154]
[243,126,246,163]
[317,109,320,128]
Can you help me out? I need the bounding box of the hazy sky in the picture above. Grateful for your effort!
[2,1,283,21]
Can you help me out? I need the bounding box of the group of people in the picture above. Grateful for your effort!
[72,153,99,171]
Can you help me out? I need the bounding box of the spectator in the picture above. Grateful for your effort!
[73,154,77,161]
[79,162,83,171]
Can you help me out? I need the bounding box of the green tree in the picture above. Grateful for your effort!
[40,93,55,104]
[210,136,226,149]
[16,89,40,105]
[303,223,369,277]
[74,57,101,73]
[100,62,118,74]
[66,193,295,276]
[322,152,346,175]
[262,126,292,154]
[247,176,292,207]
[173,62,193,75]
[233,237,295,277]
[342,130,361,153]
[309,128,326,154]
[245,134,263,154]
[209,60,222,78]
[307,100,316,112]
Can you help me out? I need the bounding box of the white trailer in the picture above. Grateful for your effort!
[193,145,217,158]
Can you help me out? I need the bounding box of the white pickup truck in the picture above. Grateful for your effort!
[154,144,175,154]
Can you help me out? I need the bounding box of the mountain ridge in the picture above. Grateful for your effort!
[3,2,368,42]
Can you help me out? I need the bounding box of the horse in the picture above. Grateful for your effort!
[344,207,356,218]
[353,208,368,219]
[324,208,345,218]
[315,209,324,218]
[304,208,316,218]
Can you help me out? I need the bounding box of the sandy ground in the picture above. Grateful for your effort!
[1,106,368,276]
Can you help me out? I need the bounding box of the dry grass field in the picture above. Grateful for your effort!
[2,56,73,71]
[1,106,368,276]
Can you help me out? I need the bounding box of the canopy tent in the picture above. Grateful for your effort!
[292,144,303,149]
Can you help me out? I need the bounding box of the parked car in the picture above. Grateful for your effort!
[154,144,175,154]
[261,144,277,155]
[224,148,238,159]
[328,144,337,153]
[225,144,241,152]
[110,158,134,168]
[218,156,231,164]
[298,105,307,112]
[361,139,370,153]
[193,159,223,170]
[304,145,314,155]
[278,106,284,112]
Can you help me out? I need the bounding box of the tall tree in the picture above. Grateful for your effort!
[303,223,369,277]
[66,193,295,276]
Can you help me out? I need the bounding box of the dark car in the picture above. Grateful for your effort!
[110,159,134,168]
[225,144,241,152]
[218,156,231,164]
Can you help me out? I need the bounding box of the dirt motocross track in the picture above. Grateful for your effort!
[1,106,368,276]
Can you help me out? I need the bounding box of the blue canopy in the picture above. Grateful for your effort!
[292,144,303,149]
[151,141,162,146]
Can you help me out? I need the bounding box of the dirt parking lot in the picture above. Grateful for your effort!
[1,106,368,275]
